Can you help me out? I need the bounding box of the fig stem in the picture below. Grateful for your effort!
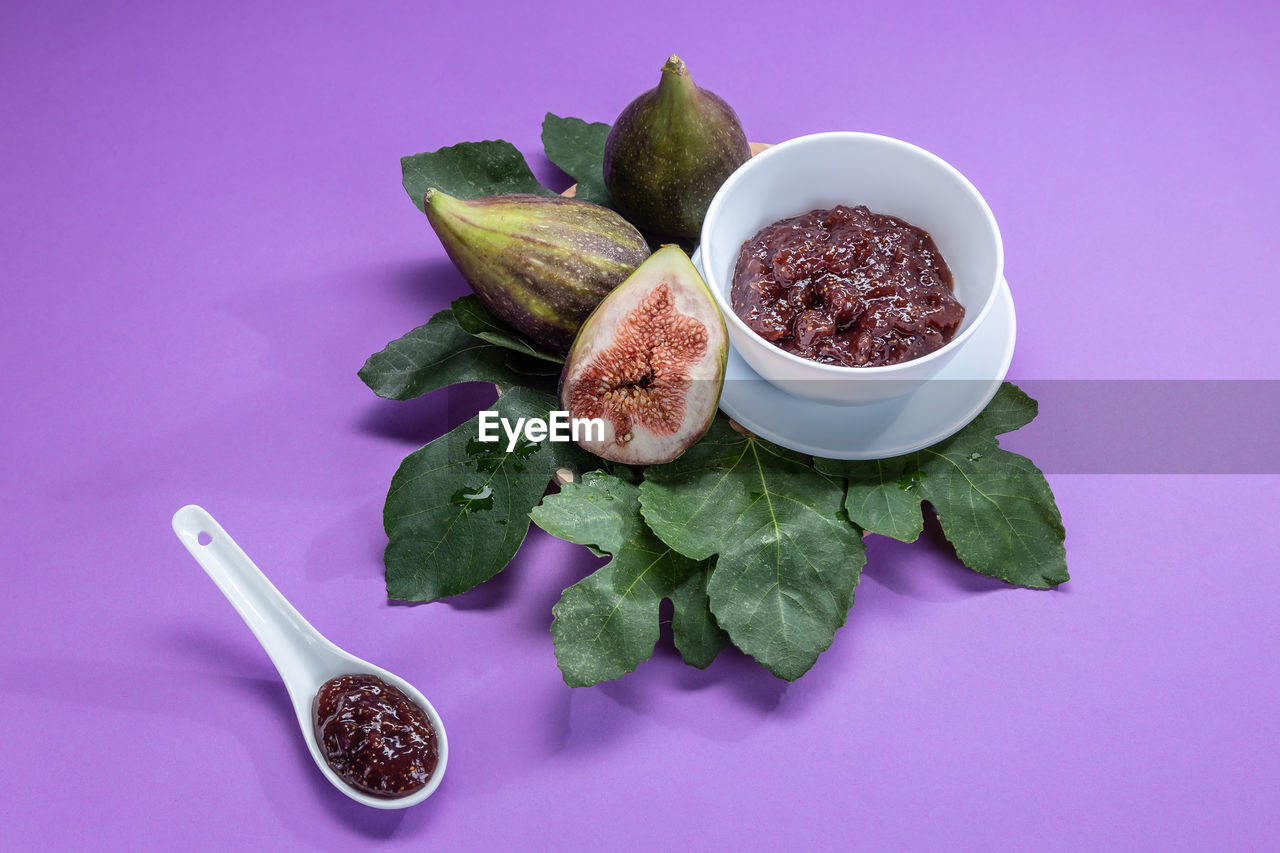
[662,54,688,76]
[657,55,695,104]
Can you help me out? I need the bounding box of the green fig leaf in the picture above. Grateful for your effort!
[669,567,729,670]
[814,383,1069,588]
[358,307,556,400]
[532,471,724,685]
[451,295,563,363]
[830,456,925,544]
[401,140,555,212]
[639,419,865,681]
[384,386,592,601]
[964,380,1039,436]
[502,349,562,380]
[541,113,613,206]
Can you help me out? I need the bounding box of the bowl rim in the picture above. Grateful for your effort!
[700,131,1005,376]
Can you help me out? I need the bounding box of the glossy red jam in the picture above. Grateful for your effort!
[313,674,438,799]
[731,205,965,367]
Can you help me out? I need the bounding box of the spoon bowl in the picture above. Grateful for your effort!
[172,504,447,809]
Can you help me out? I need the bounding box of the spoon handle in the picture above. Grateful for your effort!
[172,504,333,691]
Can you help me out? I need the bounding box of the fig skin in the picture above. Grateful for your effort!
[604,55,751,242]
[423,189,651,355]
[559,245,728,466]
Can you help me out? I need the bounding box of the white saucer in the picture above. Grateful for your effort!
[692,251,1017,460]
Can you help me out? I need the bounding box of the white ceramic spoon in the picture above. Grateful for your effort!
[172,504,447,809]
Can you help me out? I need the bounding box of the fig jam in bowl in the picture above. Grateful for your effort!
[700,132,1004,405]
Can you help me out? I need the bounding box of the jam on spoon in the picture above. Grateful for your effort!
[172,504,447,809]
[313,674,440,799]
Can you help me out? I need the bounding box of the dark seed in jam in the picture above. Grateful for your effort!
[313,674,439,799]
[731,205,965,367]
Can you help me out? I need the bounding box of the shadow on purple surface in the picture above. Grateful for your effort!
[648,601,789,708]
[385,556,523,612]
[0,643,435,842]
[354,382,498,448]
[861,508,1036,605]
[541,648,789,753]
[535,569,791,749]
[516,530,606,630]
[380,258,466,314]
[164,624,426,837]
[636,625,790,711]
[451,526,569,614]
[299,497,389,586]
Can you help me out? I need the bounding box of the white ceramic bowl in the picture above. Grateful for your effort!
[700,132,1004,405]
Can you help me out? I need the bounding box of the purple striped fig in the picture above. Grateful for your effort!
[423,189,651,354]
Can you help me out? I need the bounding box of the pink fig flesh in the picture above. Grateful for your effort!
[559,246,727,465]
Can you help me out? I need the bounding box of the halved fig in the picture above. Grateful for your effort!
[559,245,727,465]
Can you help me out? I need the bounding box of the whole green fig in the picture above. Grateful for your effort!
[603,55,751,241]
[423,189,650,355]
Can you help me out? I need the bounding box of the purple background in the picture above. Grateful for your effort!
[4,0,1278,849]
